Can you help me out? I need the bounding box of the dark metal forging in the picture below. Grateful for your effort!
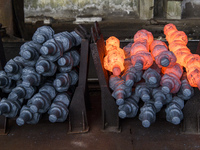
[139,101,157,128]
[29,84,56,114]
[36,56,57,76]
[165,96,184,125]
[19,41,41,67]
[48,93,71,123]
[32,26,55,44]
[16,104,41,126]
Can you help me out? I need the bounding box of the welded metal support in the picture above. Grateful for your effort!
[68,26,90,134]
[90,22,120,132]
[182,88,200,134]
[0,23,7,135]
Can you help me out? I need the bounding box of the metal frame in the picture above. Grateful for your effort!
[90,22,120,132]
[0,23,8,135]
[68,25,90,134]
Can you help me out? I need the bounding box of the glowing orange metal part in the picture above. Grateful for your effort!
[130,30,154,70]
[150,40,176,68]
[162,63,183,79]
[164,23,200,89]
[104,36,125,76]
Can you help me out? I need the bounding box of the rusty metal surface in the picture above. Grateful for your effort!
[0,23,7,135]
[68,29,90,133]
[90,22,120,132]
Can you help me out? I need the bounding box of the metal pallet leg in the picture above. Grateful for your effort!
[90,22,120,132]
[68,33,90,133]
[0,23,7,135]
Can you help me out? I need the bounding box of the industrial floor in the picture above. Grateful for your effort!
[1,19,200,150]
[0,89,200,150]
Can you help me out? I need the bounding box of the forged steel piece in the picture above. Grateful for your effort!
[0,71,15,93]
[22,67,41,87]
[54,31,81,49]
[0,98,23,118]
[29,84,56,113]
[143,63,161,88]
[36,56,57,76]
[121,58,143,87]
[118,93,139,119]
[160,73,181,94]
[8,84,36,101]
[165,96,184,125]
[4,56,24,80]
[123,42,133,58]
[139,101,157,128]
[53,70,78,92]
[177,72,194,100]
[32,26,54,44]
[152,87,167,112]
[16,105,41,126]
[109,75,132,106]
[40,38,64,62]
[48,93,71,123]
[29,93,51,114]
[57,50,80,73]
[135,82,152,102]
[19,41,41,67]
[40,31,81,62]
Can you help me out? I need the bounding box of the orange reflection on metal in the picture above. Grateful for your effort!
[104,36,125,76]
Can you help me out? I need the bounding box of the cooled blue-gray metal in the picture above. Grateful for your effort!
[32,26,54,44]
[118,93,139,119]
[123,42,133,58]
[165,96,184,125]
[143,68,161,88]
[57,50,80,73]
[139,101,157,128]
[36,56,57,76]
[54,31,75,51]
[40,31,81,62]
[0,98,23,118]
[22,67,41,87]
[29,93,51,114]
[53,70,78,92]
[16,105,41,126]
[4,56,24,80]
[19,41,41,67]
[29,84,56,113]
[8,84,36,101]
[109,75,132,106]
[40,38,64,62]
[54,31,81,47]
[48,93,71,123]
[39,84,57,99]
[177,72,194,100]
[152,88,167,112]
[135,82,152,102]
[70,31,82,46]
[121,59,143,87]
[0,71,15,93]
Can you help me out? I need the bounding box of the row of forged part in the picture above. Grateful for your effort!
[0,26,81,126]
[104,25,195,128]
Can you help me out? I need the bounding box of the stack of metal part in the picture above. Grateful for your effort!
[109,42,195,128]
[0,26,81,126]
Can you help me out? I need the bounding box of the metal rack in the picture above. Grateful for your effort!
[90,22,120,132]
